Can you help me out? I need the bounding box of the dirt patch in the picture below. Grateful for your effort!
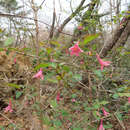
[0,50,32,107]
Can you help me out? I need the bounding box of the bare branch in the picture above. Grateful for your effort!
[0,12,73,37]
[31,0,39,56]
[39,0,46,10]
[54,0,86,38]
[49,0,56,39]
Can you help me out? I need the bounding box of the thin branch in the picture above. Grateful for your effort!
[0,12,73,37]
[113,113,126,130]
[0,11,49,25]
[39,0,46,10]
[31,0,39,56]
[49,0,56,39]
[70,0,74,14]
[0,112,18,128]
[76,79,89,90]
[55,0,86,38]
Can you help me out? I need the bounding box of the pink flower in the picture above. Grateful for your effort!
[50,58,54,62]
[32,68,44,80]
[77,26,83,30]
[102,108,109,116]
[72,98,76,102]
[56,92,60,103]
[99,119,104,130]
[96,53,111,71]
[80,60,84,64]
[14,58,16,64]
[128,97,130,104]
[69,42,83,56]
[4,99,13,113]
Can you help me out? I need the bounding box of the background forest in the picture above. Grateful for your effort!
[0,0,130,130]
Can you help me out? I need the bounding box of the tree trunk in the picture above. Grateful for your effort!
[49,0,56,39]
[100,16,130,58]
[114,20,130,48]
[54,0,86,38]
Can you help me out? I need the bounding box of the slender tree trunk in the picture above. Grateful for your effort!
[100,16,130,58]
[116,0,121,25]
[114,20,130,48]
[49,0,56,39]
[31,0,39,56]
[34,11,39,56]
[54,0,86,38]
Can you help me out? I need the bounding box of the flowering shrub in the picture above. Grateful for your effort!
[29,38,129,129]
[33,68,44,80]
[4,99,13,113]
[69,41,83,56]
[0,35,129,130]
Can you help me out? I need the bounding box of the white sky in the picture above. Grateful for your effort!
[15,0,130,29]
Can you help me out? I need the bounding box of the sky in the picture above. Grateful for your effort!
[18,0,83,29]
[7,0,130,30]
[21,0,129,28]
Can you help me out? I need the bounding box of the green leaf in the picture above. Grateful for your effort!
[48,62,57,68]
[46,48,53,54]
[71,94,77,98]
[115,112,123,120]
[0,48,4,51]
[49,100,58,109]
[62,66,70,72]
[82,33,100,45]
[73,74,82,81]
[94,70,102,78]
[92,111,100,120]
[93,104,100,109]
[6,50,10,55]
[85,107,93,111]
[47,78,58,83]
[4,37,14,46]
[44,72,55,80]
[118,93,130,97]
[8,47,19,51]
[61,110,69,116]
[42,116,51,125]
[0,126,5,130]
[8,83,21,89]
[112,93,119,99]
[23,47,31,52]
[53,120,62,127]
[50,41,61,47]
[34,62,57,70]
[34,63,50,70]
[104,124,113,129]
[16,91,23,99]
[99,101,109,105]
[117,86,127,92]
